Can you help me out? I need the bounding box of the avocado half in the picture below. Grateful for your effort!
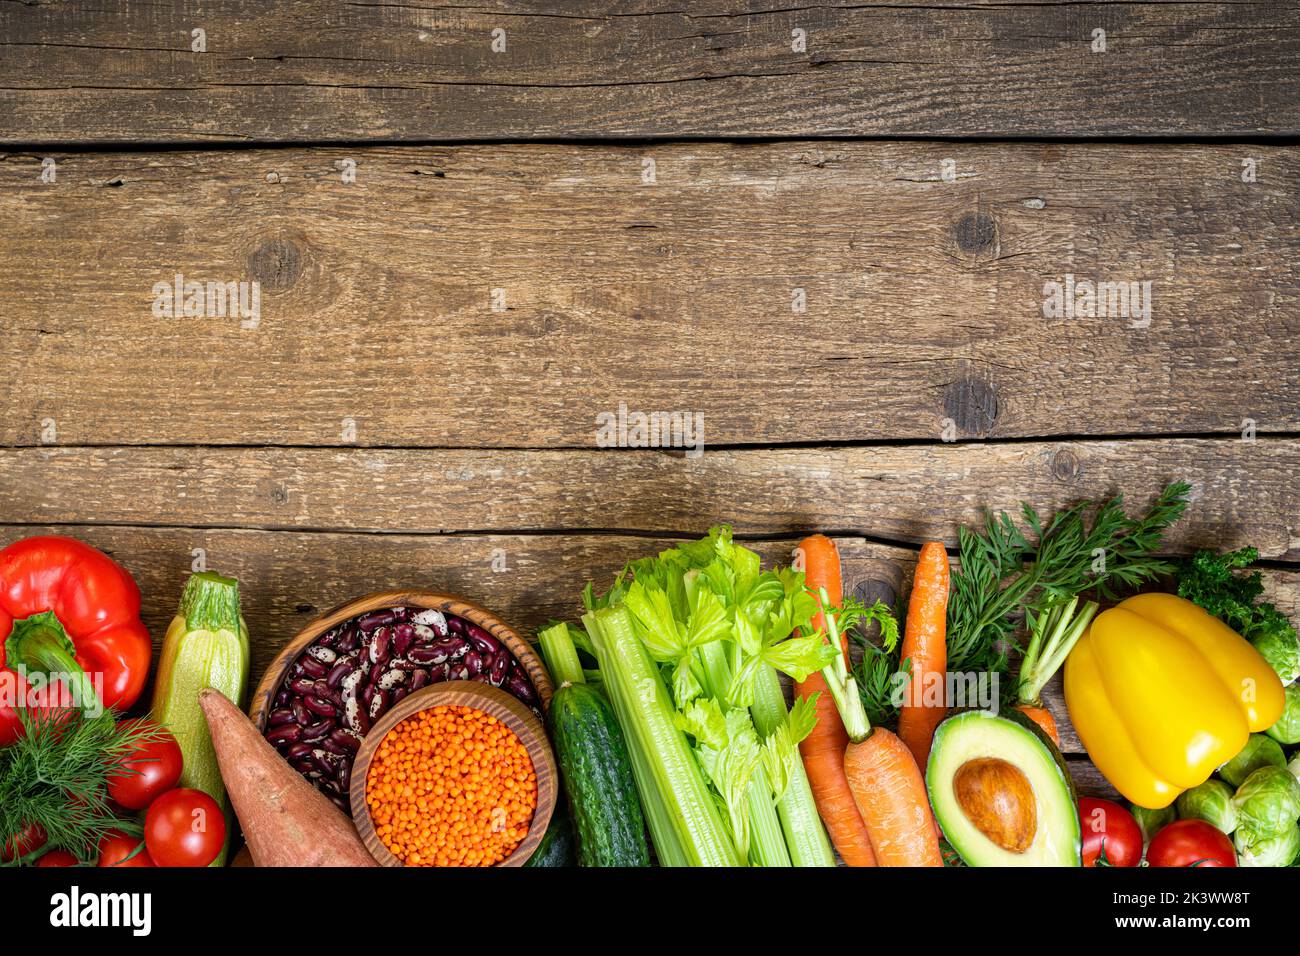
[927,709,1081,866]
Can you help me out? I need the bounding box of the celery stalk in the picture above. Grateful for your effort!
[751,663,836,867]
[537,622,585,686]
[746,767,792,867]
[695,641,791,866]
[584,607,743,867]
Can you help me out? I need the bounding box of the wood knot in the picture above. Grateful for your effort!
[943,375,999,436]
[295,603,316,614]
[248,237,304,293]
[1050,448,1081,481]
[953,211,998,256]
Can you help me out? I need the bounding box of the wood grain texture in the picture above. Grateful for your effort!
[4,439,1297,558]
[2,143,1297,446]
[1,1,1296,143]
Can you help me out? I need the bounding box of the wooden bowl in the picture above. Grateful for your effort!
[248,588,554,732]
[348,681,558,867]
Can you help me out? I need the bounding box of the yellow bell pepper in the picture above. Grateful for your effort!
[1064,592,1284,809]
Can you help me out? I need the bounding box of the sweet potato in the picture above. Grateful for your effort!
[198,689,378,867]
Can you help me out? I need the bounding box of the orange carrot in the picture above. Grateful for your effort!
[1015,703,1061,746]
[843,727,944,867]
[793,534,877,867]
[897,542,950,769]
[810,581,943,867]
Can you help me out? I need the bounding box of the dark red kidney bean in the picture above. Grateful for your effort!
[266,724,302,745]
[288,678,316,696]
[391,687,409,706]
[286,742,313,761]
[357,609,397,632]
[291,698,312,725]
[392,623,416,658]
[298,656,328,680]
[330,729,360,752]
[489,654,510,686]
[360,684,376,713]
[274,689,291,708]
[317,629,338,648]
[447,665,470,682]
[445,615,465,634]
[311,680,341,704]
[305,695,337,718]
[506,673,536,705]
[338,762,352,793]
[464,651,485,677]
[326,658,353,689]
[291,757,316,775]
[330,794,349,811]
[408,669,430,691]
[468,627,501,656]
[301,721,332,743]
[268,708,294,727]
[320,738,349,757]
[354,707,371,735]
[336,628,359,653]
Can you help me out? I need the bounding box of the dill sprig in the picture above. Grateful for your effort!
[0,708,161,864]
[853,481,1190,726]
[949,481,1190,672]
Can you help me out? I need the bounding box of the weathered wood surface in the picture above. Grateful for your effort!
[3,439,1297,559]
[2,1,1296,143]
[3,143,1297,447]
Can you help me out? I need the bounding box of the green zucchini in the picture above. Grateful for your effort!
[549,682,650,867]
[525,799,576,867]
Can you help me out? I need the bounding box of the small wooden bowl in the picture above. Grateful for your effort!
[349,681,558,867]
[248,589,554,732]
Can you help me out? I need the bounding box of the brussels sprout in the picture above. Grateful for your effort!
[1266,683,1300,745]
[1289,752,1300,783]
[1218,733,1286,787]
[1130,803,1176,845]
[1234,822,1300,867]
[1176,779,1238,834]
[1251,627,1300,685]
[1233,765,1300,833]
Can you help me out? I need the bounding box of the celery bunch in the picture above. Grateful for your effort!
[578,527,837,867]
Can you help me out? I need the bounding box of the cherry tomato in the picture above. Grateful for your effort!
[1147,819,1237,868]
[144,788,225,867]
[106,720,183,810]
[1,822,46,862]
[97,830,155,868]
[1079,797,1142,867]
[36,849,80,867]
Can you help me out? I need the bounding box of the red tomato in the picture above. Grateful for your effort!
[1147,819,1237,868]
[144,788,225,867]
[1,822,46,862]
[97,830,155,868]
[36,849,79,867]
[106,720,184,810]
[1079,797,1143,867]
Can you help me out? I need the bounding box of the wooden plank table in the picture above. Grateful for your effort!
[1,0,1298,813]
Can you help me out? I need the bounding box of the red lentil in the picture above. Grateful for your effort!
[366,705,537,866]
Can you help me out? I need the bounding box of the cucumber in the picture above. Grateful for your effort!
[549,682,650,867]
[525,799,576,867]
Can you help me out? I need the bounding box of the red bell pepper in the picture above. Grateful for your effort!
[0,536,152,745]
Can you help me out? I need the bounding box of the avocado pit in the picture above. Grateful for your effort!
[953,757,1038,854]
